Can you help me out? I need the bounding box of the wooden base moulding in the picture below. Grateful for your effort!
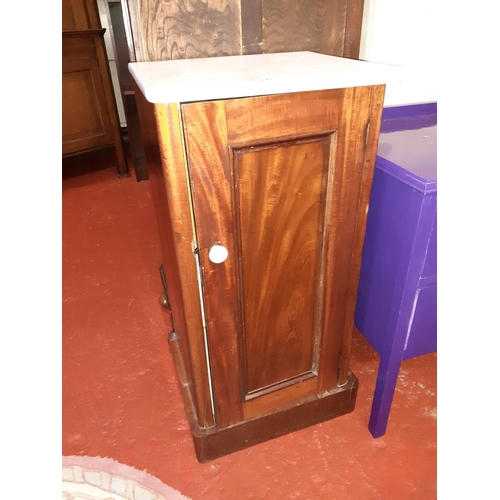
[168,332,358,463]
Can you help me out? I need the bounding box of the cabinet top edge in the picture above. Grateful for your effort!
[129,52,403,104]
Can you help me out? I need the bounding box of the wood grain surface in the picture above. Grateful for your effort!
[241,0,263,54]
[62,57,113,152]
[181,100,244,428]
[124,0,364,61]
[337,84,386,383]
[63,0,101,31]
[133,93,215,428]
[182,90,368,423]
[225,90,342,146]
[132,0,242,61]
[262,0,347,56]
[193,372,358,462]
[233,137,331,394]
[314,85,383,390]
[344,0,365,59]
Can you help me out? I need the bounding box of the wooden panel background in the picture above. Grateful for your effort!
[130,0,242,62]
[261,0,347,56]
[125,0,364,62]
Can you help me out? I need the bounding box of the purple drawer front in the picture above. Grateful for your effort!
[421,212,437,280]
[403,283,437,359]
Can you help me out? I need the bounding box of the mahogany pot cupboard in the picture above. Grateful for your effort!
[130,52,402,462]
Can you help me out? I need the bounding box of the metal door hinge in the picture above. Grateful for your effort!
[159,264,175,330]
[337,351,348,387]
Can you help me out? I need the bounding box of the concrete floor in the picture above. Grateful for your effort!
[62,148,437,499]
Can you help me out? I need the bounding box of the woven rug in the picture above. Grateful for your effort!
[62,456,191,500]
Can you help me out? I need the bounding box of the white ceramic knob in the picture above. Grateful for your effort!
[208,244,228,264]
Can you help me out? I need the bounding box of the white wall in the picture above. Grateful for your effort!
[359,0,438,106]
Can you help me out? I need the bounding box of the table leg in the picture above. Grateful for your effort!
[368,352,403,438]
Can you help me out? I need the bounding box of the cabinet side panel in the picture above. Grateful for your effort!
[134,89,214,428]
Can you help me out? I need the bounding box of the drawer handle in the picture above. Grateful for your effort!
[208,244,228,264]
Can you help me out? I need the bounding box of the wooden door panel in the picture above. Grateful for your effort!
[182,88,378,425]
[62,58,113,154]
[233,136,332,396]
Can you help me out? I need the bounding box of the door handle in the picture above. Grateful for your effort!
[208,244,228,264]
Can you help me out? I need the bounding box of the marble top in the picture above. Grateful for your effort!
[129,51,403,104]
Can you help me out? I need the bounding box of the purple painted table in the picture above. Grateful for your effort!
[355,102,437,438]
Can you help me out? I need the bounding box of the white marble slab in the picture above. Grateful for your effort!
[129,51,403,104]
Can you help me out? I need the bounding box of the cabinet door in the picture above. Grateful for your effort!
[62,57,114,155]
[182,88,381,427]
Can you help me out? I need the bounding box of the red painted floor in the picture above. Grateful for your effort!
[62,148,437,499]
